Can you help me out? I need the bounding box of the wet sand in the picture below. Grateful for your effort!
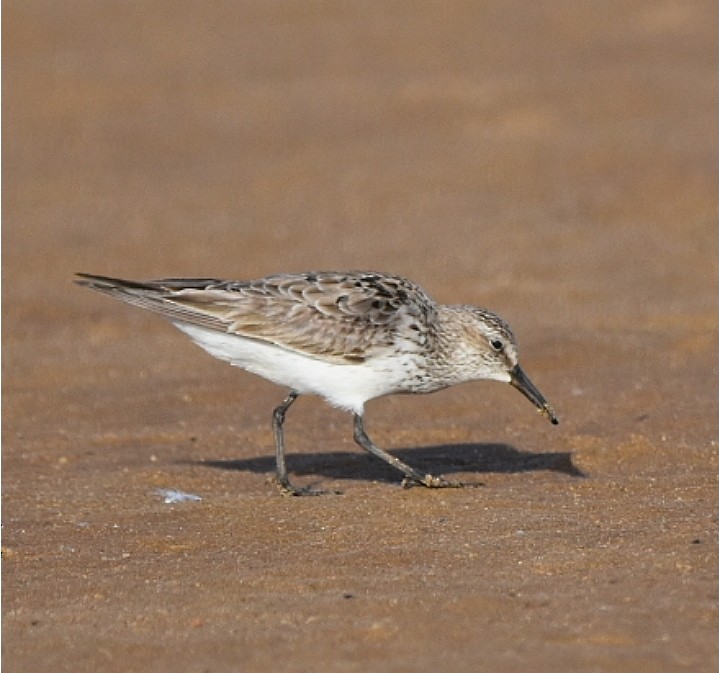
[3,2,717,671]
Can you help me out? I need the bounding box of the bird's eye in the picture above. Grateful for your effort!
[490,339,504,352]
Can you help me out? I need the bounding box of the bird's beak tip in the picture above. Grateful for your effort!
[510,365,559,426]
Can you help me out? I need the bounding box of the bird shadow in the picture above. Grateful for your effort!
[184,443,585,485]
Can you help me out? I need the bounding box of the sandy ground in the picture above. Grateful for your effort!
[3,2,717,672]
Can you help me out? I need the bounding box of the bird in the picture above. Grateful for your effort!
[75,271,558,495]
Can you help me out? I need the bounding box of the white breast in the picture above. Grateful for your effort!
[173,323,412,414]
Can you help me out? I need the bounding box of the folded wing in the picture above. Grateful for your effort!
[76,272,436,363]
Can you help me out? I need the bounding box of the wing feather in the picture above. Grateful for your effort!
[76,272,436,362]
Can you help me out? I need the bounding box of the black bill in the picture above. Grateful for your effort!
[510,365,559,425]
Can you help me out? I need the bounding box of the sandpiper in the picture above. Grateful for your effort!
[76,271,558,495]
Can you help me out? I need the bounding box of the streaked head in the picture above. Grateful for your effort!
[445,306,558,425]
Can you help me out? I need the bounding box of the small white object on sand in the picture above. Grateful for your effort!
[154,489,202,504]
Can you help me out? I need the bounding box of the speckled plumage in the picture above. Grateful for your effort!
[76,270,557,494]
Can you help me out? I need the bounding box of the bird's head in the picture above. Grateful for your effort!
[443,306,558,425]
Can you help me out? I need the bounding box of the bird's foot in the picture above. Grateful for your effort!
[401,474,465,489]
[276,479,342,497]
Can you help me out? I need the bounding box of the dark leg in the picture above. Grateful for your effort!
[272,391,298,492]
[272,391,330,496]
[352,414,463,488]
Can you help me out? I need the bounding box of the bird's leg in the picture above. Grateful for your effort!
[271,392,330,496]
[352,414,463,489]
[272,391,298,492]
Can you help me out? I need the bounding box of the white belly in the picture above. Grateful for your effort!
[173,323,410,414]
